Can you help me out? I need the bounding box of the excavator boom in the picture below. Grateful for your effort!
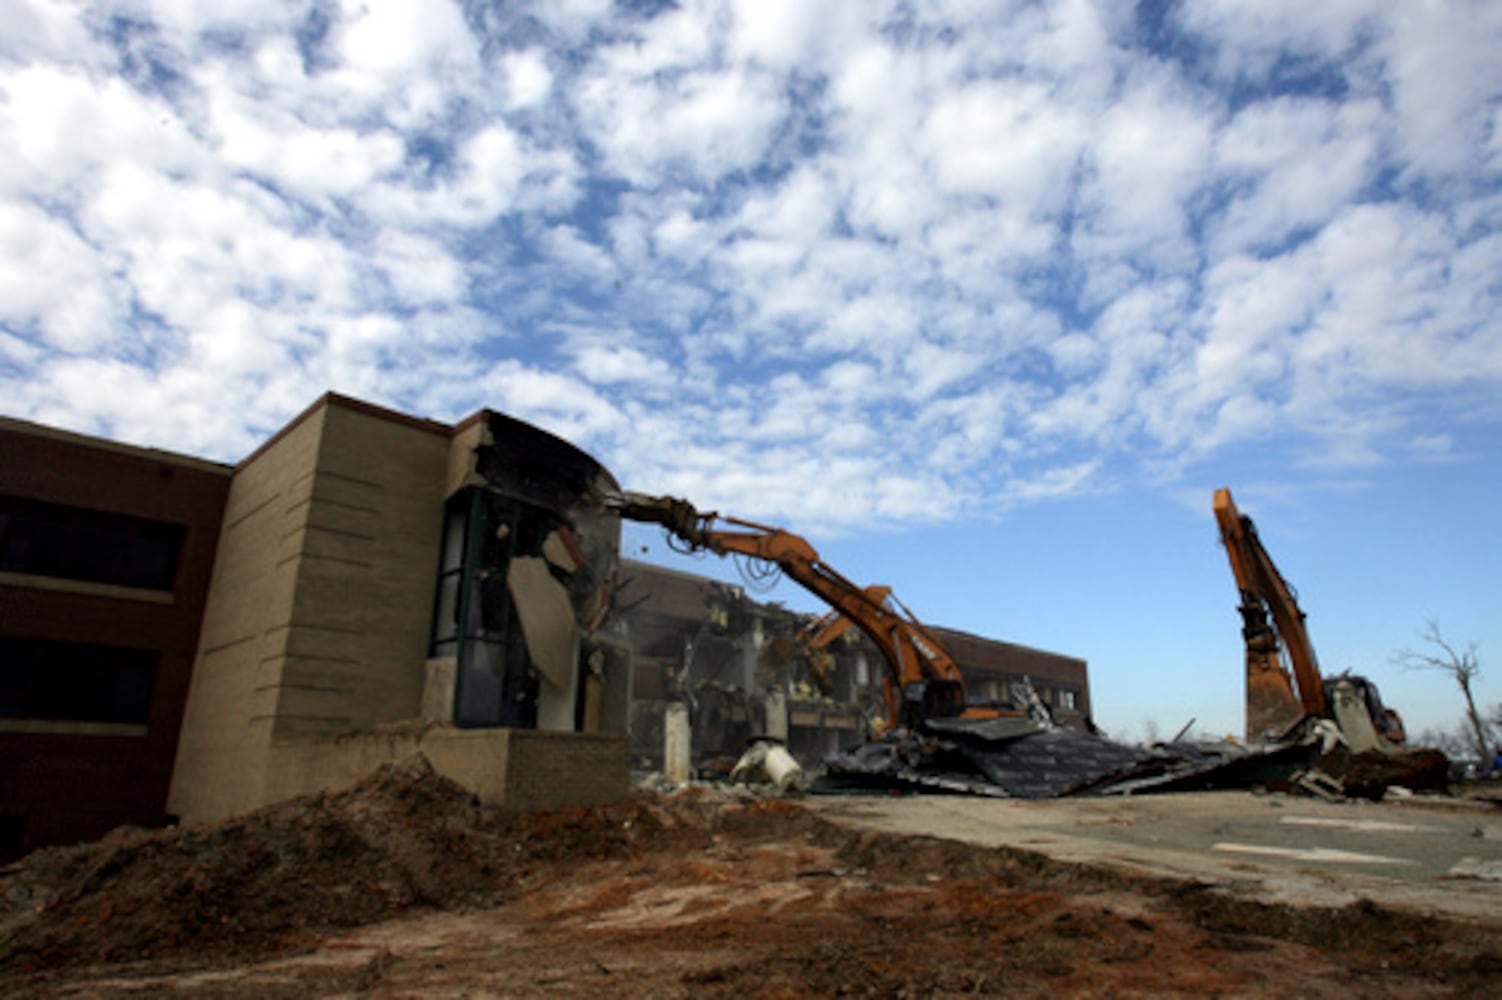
[1214,488,1326,741]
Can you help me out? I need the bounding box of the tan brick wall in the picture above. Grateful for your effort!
[170,399,450,823]
[274,403,449,738]
[167,407,326,822]
[170,395,628,825]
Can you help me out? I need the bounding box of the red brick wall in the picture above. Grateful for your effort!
[0,423,230,860]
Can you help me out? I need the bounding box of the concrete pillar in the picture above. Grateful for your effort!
[743,610,764,690]
[765,688,789,743]
[664,702,692,782]
[421,657,458,723]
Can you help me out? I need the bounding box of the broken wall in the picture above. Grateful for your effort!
[435,412,626,735]
[616,559,876,771]
[614,559,1095,776]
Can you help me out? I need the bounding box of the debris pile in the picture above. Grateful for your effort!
[821,718,1450,800]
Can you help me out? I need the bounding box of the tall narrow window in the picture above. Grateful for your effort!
[430,488,568,729]
[429,495,470,657]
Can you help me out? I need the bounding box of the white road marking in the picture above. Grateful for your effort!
[1447,858,1502,881]
[1279,817,1435,834]
[1212,843,1414,865]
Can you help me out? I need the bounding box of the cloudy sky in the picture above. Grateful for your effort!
[3,1,1500,740]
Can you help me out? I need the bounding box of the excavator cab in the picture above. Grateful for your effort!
[904,679,967,727]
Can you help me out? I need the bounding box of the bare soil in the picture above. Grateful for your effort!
[1,755,1498,998]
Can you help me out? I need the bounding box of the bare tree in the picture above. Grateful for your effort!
[1413,725,1471,760]
[1396,621,1493,764]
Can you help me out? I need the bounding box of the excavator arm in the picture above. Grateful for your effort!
[800,585,892,651]
[1213,488,1326,741]
[614,493,968,729]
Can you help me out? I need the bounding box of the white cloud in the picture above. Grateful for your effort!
[0,0,1499,532]
[575,64,787,186]
[1074,68,1215,273]
[1174,0,1378,80]
[726,0,837,72]
[572,344,675,388]
[208,94,405,204]
[0,64,202,198]
[359,123,557,227]
[371,230,468,306]
[923,79,1087,214]
[1211,97,1381,255]
[0,200,128,352]
[0,0,93,62]
[1378,2,1502,180]
[502,49,552,110]
[1006,458,1102,503]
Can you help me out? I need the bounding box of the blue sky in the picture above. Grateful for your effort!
[2,1,1499,742]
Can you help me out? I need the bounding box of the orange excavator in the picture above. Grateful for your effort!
[1214,487,1406,749]
[612,493,990,731]
[782,584,892,697]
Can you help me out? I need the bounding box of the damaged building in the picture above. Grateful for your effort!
[614,557,1092,774]
[2,394,633,862]
[2,391,1096,862]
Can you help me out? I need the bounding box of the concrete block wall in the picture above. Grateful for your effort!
[169,397,451,823]
[265,726,629,813]
[275,402,449,738]
[167,406,326,823]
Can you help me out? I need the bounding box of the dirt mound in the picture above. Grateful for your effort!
[0,755,746,971]
[2,772,1500,998]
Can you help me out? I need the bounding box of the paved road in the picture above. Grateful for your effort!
[808,790,1502,920]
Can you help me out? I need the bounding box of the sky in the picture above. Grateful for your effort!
[2,1,1500,744]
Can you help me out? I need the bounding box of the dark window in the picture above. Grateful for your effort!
[432,488,560,729]
[0,496,185,591]
[0,638,158,724]
[0,815,23,865]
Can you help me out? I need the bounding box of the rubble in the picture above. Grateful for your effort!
[729,738,806,793]
[2,757,1498,998]
[820,718,1449,801]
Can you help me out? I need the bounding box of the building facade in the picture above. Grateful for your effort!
[2,395,632,861]
[0,418,230,861]
[3,392,1091,861]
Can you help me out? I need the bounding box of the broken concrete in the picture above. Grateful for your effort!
[730,739,805,792]
[819,717,1419,801]
[506,556,577,695]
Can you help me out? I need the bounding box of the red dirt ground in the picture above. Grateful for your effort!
[1,756,1498,998]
